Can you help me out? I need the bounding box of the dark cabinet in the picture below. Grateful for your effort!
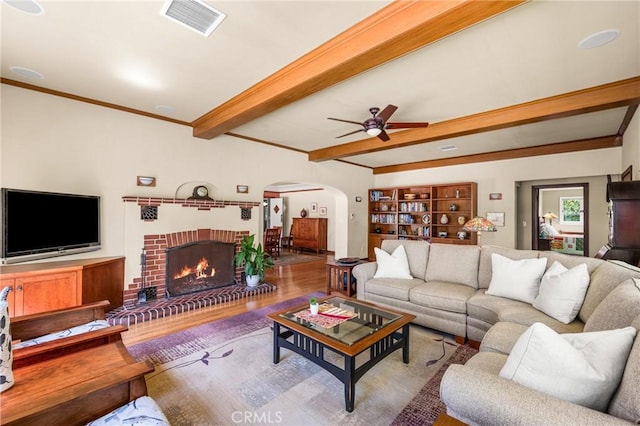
[596,181,640,266]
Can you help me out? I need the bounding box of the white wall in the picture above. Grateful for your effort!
[622,108,640,180]
[1,86,374,282]
[374,148,622,250]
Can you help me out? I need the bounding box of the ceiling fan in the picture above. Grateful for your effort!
[328,104,429,141]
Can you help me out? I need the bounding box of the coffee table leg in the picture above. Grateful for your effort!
[402,324,410,364]
[345,355,356,412]
[272,322,281,364]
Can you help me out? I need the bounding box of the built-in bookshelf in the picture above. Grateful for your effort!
[368,182,477,260]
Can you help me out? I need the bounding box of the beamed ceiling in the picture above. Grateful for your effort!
[2,0,639,174]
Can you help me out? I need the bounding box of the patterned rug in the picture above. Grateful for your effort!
[272,251,326,266]
[105,282,277,326]
[128,295,477,426]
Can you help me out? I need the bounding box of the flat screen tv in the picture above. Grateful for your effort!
[1,188,101,264]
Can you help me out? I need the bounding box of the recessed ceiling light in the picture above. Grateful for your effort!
[10,66,44,80]
[155,105,176,114]
[439,145,457,152]
[2,0,44,15]
[578,29,620,49]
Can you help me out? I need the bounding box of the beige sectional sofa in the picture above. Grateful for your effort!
[353,239,640,425]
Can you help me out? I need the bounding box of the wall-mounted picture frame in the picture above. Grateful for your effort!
[311,202,318,213]
[489,193,502,200]
[486,211,505,227]
[355,196,362,203]
[319,206,327,216]
[236,185,249,193]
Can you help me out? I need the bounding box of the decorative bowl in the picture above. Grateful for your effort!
[404,193,416,200]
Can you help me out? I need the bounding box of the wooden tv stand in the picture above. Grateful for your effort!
[0,256,124,317]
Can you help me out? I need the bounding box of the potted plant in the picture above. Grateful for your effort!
[235,234,274,287]
[309,296,319,315]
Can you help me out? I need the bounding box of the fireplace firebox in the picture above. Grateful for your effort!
[165,240,236,297]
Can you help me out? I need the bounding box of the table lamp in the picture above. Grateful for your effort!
[463,216,497,246]
[543,212,558,225]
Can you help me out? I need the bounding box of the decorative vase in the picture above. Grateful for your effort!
[300,209,308,218]
[440,214,449,224]
[458,216,466,225]
[246,274,260,287]
[0,286,14,393]
[310,303,319,315]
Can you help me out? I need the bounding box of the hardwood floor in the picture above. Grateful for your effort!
[121,255,332,346]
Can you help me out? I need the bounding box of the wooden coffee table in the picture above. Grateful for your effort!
[267,296,415,412]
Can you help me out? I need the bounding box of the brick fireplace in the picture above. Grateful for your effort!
[124,228,249,306]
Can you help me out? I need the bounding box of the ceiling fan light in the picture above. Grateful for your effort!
[366,128,382,137]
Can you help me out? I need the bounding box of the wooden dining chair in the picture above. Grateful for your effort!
[264,227,281,259]
[280,225,294,252]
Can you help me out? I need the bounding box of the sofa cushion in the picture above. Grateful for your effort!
[486,253,547,303]
[480,321,529,355]
[373,245,412,279]
[532,261,590,324]
[468,290,583,334]
[584,278,640,332]
[425,243,480,289]
[12,320,110,349]
[364,277,425,301]
[409,281,476,314]
[499,322,637,412]
[608,315,640,422]
[381,239,430,280]
[542,250,602,274]
[579,260,640,323]
[87,396,170,425]
[478,246,541,289]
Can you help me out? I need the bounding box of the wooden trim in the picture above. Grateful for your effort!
[619,105,639,135]
[1,77,192,127]
[373,135,622,174]
[309,77,640,162]
[192,0,526,139]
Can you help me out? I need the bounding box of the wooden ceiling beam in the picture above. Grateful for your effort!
[308,76,640,162]
[192,0,526,139]
[373,135,622,174]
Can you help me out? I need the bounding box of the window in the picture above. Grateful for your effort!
[559,197,583,225]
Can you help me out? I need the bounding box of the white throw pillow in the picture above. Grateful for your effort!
[373,245,413,279]
[533,261,590,324]
[486,253,547,303]
[499,322,637,412]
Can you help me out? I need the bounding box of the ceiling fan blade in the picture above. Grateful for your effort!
[328,117,364,126]
[336,129,365,138]
[386,122,429,129]
[376,104,398,123]
[377,130,390,142]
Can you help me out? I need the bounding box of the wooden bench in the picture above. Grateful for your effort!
[12,300,127,368]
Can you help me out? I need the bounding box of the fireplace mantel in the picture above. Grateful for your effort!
[123,196,260,211]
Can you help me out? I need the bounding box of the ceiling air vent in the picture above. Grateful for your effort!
[161,0,226,37]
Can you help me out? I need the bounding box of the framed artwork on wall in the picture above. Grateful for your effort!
[486,211,505,227]
[319,207,327,216]
[311,202,318,213]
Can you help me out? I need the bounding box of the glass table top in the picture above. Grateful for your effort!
[279,297,403,345]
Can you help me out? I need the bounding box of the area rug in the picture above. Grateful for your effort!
[128,294,476,426]
[272,251,325,267]
[106,282,277,326]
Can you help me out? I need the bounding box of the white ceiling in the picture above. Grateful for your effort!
[2,0,639,172]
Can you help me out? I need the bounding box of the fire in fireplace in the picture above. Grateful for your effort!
[165,240,236,297]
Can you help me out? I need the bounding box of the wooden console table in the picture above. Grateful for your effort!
[0,256,124,317]
[1,341,153,425]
